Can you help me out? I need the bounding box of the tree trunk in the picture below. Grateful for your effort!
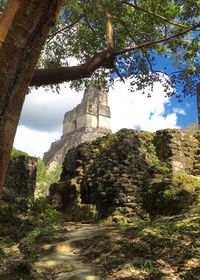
[0,0,61,199]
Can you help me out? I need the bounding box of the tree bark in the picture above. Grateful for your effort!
[31,48,115,87]
[0,0,61,199]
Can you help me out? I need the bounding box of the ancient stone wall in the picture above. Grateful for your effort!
[193,131,200,175]
[154,129,198,173]
[43,127,110,167]
[5,156,38,197]
[49,128,200,221]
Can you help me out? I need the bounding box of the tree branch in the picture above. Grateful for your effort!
[96,3,114,48]
[112,14,136,45]
[115,22,200,55]
[47,5,96,42]
[122,1,190,29]
[114,65,125,82]
[106,13,114,48]
[112,15,154,71]
[31,48,115,87]
[30,6,199,88]
[31,21,199,87]
[47,14,85,42]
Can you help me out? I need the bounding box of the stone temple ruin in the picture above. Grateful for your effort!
[49,128,200,220]
[43,87,111,166]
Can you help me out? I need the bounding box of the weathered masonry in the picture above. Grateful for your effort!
[49,128,200,220]
[5,156,38,198]
[43,87,111,166]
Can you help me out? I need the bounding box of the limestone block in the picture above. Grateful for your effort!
[99,115,110,129]
[76,115,87,130]
[86,114,98,128]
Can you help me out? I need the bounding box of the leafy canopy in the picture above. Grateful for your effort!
[40,0,200,96]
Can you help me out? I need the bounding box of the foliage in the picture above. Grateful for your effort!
[143,172,200,215]
[0,195,63,265]
[164,172,199,198]
[0,191,64,278]
[140,132,170,175]
[121,212,200,279]
[77,206,200,279]
[39,0,200,96]
[36,160,62,197]
[20,197,63,260]
[11,147,29,159]
[29,197,64,224]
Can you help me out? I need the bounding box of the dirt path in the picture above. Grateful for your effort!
[33,223,108,280]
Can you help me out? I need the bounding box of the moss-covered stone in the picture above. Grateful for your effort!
[143,173,200,215]
[5,156,38,198]
[49,128,200,221]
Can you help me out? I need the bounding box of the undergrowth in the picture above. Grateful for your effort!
[0,196,63,279]
[78,206,200,279]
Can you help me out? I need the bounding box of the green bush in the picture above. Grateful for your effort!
[20,197,63,260]
[29,197,63,224]
[11,147,29,158]
[35,160,62,197]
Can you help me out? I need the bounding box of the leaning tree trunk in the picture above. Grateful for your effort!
[0,0,61,199]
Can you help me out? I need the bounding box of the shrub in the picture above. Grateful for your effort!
[11,147,29,158]
[35,160,62,197]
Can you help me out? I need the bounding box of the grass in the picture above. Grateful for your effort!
[0,196,64,279]
[76,206,200,279]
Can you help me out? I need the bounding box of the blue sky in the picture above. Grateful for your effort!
[168,95,197,127]
[153,54,198,128]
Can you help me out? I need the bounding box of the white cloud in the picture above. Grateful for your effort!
[15,83,83,157]
[14,125,61,158]
[20,84,83,132]
[173,108,186,115]
[109,79,178,132]
[14,79,180,157]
